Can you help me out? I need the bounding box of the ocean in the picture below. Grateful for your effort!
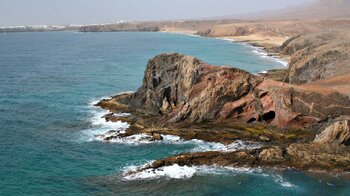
[0,32,349,195]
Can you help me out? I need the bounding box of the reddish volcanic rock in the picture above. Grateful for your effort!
[97,53,350,128]
[97,53,350,174]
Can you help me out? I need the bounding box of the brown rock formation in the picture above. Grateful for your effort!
[98,53,350,128]
[97,53,350,174]
[149,133,164,141]
[286,143,350,172]
[258,146,285,164]
[280,31,350,84]
[125,143,350,176]
[314,120,350,146]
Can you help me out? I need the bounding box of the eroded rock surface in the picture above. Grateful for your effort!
[96,53,350,174]
[97,53,350,128]
[314,120,350,146]
[280,31,350,84]
[125,143,350,177]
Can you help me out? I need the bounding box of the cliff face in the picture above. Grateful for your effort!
[97,53,350,174]
[281,31,350,84]
[104,53,350,128]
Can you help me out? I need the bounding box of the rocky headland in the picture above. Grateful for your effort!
[95,53,350,176]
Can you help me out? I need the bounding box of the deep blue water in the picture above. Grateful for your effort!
[0,32,349,195]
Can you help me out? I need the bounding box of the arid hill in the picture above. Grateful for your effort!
[217,0,350,20]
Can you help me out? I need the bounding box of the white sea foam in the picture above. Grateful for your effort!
[214,37,236,43]
[92,131,263,152]
[113,112,131,117]
[162,31,201,38]
[251,46,288,67]
[80,109,130,142]
[160,136,262,152]
[123,163,297,188]
[83,97,261,149]
[124,164,197,180]
[83,94,262,155]
[79,100,129,142]
[166,32,287,69]
[272,174,296,188]
[115,91,135,95]
[107,133,153,144]
[78,94,137,142]
[214,37,288,68]
[123,163,265,181]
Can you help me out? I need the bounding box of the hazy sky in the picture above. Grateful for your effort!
[0,0,313,26]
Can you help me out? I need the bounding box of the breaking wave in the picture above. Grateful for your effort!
[78,97,130,142]
[122,163,296,189]
[251,46,288,67]
[101,133,262,152]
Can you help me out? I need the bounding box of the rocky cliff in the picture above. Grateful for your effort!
[280,31,350,84]
[98,53,350,128]
[97,53,350,174]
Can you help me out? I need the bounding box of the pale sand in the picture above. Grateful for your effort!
[161,29,291,62]
[220,35,290,61]
[221,35,288,48]
[160,28,197,35]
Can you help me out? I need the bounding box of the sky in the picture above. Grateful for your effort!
[0,0,313,26]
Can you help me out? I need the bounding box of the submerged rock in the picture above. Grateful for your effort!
[149,133,163,141]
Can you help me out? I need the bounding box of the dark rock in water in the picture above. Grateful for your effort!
[149,133,163,141]
[125,143,350,176]
[147,151,257,169]
[314,120,350,146]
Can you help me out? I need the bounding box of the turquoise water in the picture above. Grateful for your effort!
[0,32,349,195]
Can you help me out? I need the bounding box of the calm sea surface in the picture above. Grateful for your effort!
[0,32,349,195]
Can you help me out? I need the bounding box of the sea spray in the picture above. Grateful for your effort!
[122,163,265,181]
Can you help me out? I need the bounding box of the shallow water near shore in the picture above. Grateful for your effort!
[0,32,349,195]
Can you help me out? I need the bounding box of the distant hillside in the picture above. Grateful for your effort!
[221,0,350,20]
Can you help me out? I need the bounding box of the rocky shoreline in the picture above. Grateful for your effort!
[94,53,350,177]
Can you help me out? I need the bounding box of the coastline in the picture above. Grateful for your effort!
[160,30,289,71]
[86,30,349,180]
[94,53,350,177]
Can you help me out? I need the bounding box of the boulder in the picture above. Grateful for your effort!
[149,133,164,141]
[258,146,285,163]
[314,120,350,146]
